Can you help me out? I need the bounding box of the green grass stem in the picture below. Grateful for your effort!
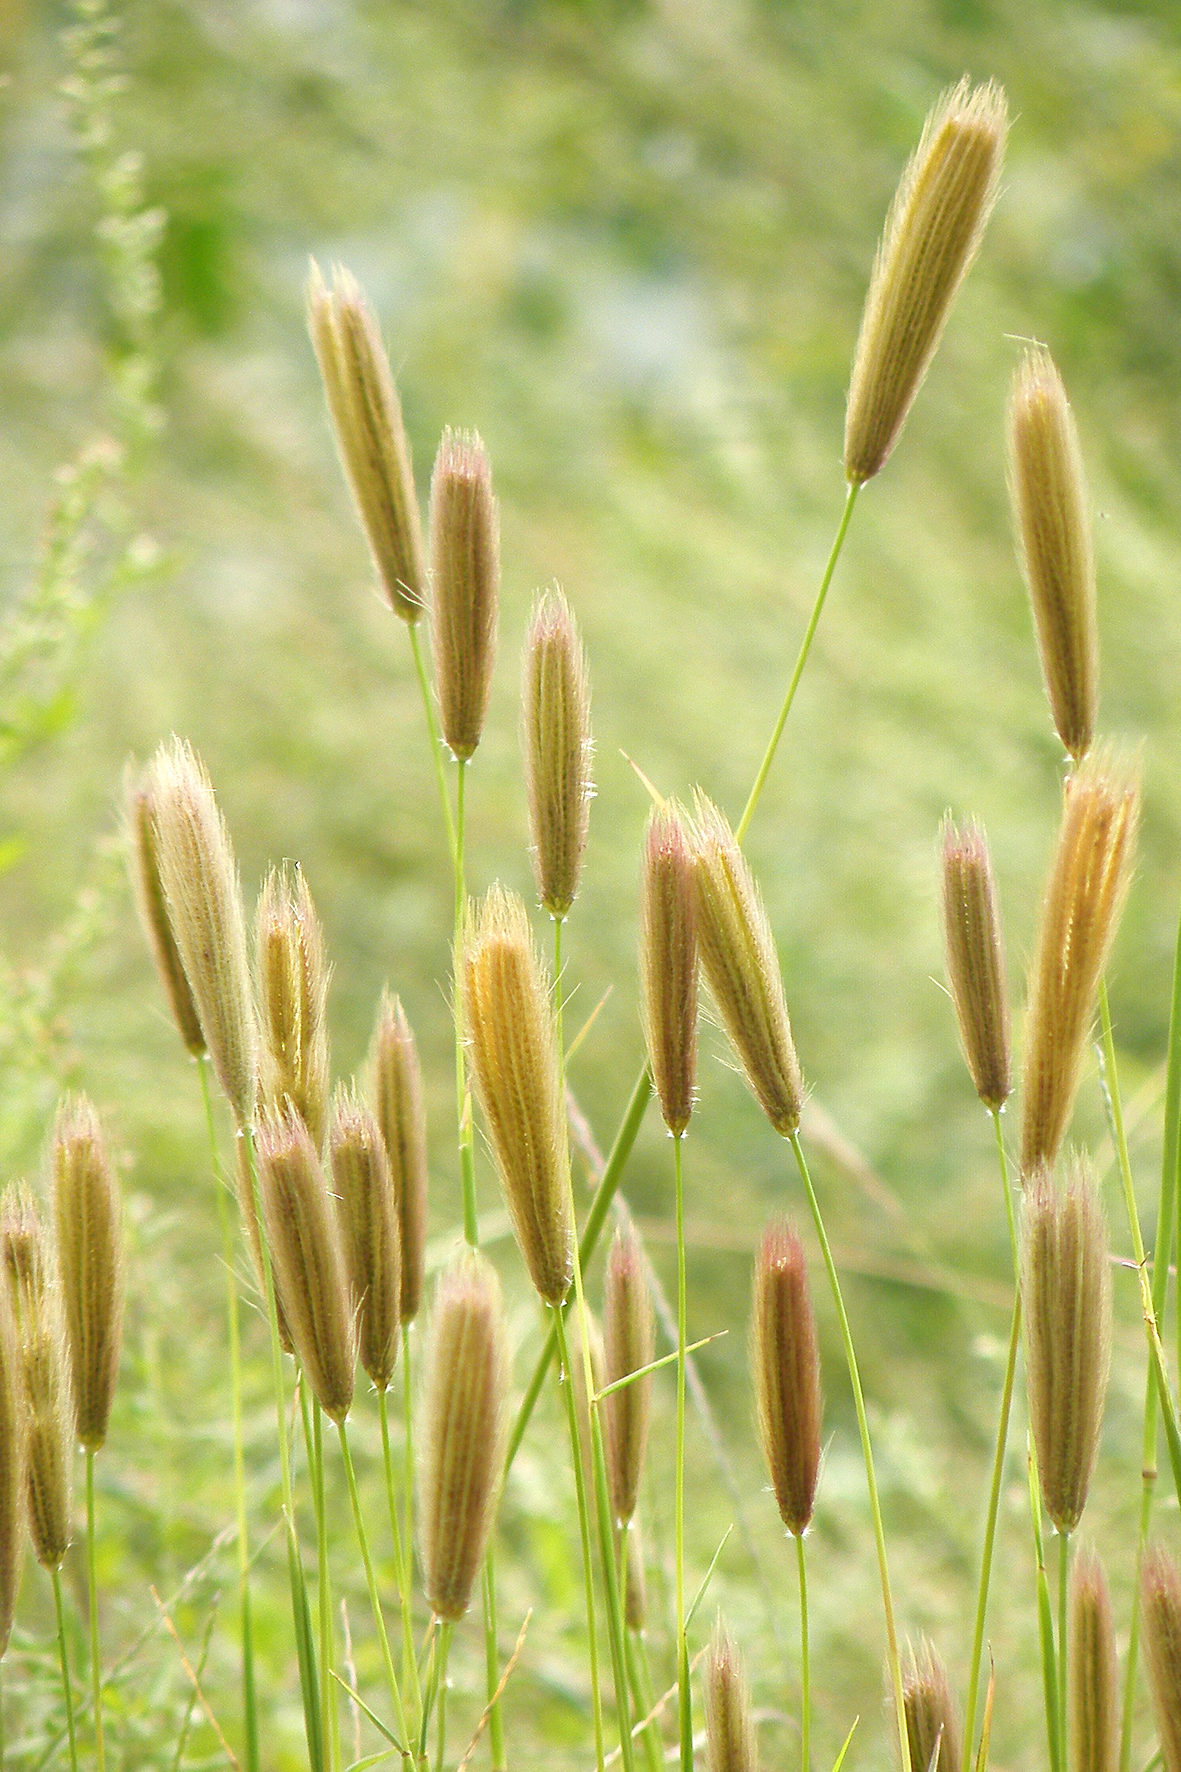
[85,1450,104,1772]
[1028,1440,1061,1772]
[51,1565,79,1772]
[337,1417,410,1751]
[796,1532,810,1772]
[552,1300,607,1772]
[378,1385,422,1729]
[408,619,456,864]
[673,1132,690,1772]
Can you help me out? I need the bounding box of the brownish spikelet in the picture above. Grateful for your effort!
[1071,1546,1118,1772]
[124,765,205,1057]
[372,989,429,1323]
[0,1278,27,1658]
[940,817,1011,1110]
[429,428,499,762]
[1020,752,1140,1174]
[418,1252,509,1622]
[1009,347,1098,762]
[1022,1157,1111,1535]
[463,886,574,1304]
[640,800,698,1135]
[329,1083,401,1393]
[522,588,593,918]
[900,1640,962,1772]
[307,262,426,621]
[844,80,1008,484]
[234,1134,294,1353]
[1,1186,73,1569]
[704,1617,757,1772]
[692,794,803,1137]
[148,738,257,1129]
[752,1220,821,1537]
[1142,1543,1181,1772]
[52,1095,124,1453]
[602,1224,655,1526]
[256,1107,356,1421]
[255,865,331,1151]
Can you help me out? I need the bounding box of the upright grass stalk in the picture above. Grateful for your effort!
[51,1566,79,1772]
[378,1386,422,1726]
[1028,1438,1062,1772]
[409,621,457,864]
[1058,1533,1071,1758]
[553,1300,607,1772]
[796,1533,810,1772]
[312,1401,339,1772]
[434,1623,453,1772]
[673,1133,691,1772]
[336,1417,409,1749]
[454,760,477,1249]
[85,1451,103,1772]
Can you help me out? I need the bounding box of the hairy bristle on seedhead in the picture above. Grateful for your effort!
[940,817,1011,1110]
[705,1617,757,1772]
[148,738,257,1129]
[52,1095,124,1454]
[602,1224,655,1527]
[1,1186,73,1570]
[124,765,205,1057]
[234,1135,294,1353]
[329,1083,401,1393]
[1070,1546,1118,1772]
[1021,1157,1111,1535]
[1142,1543,1181,1772]
[1019,751,1140,1175]
[306,262,426,621]
[1008,347,1098,762]
[463,886,574,1305]
[371,989,428,1324]
[255,865,331,1151]
[429,428,499,762]
[693,794,803,1137]
[522,588,593,919]
[844,79,1008,484]
[752,1220,822,1537]
[418,1252,509,1622]
[0,1280,26,1658]
[899,1640,962,1772]
[640,800,698,1135]
[256,1107,356,1421]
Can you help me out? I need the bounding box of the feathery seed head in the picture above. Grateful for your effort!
[1070,1546,1118,1772]
[430,428,499,762]
[1141,1543,1181,1772]
[1,1186,72,1570]
[329,1083,401,1393]
[752,1220,822,1536]
[522,588,593,918]
[0,1281,26,1658]
[234,1134,294,1353]
[640,800,698,1135]
[705,1617,757,1772]
[371,989,428,1324]
[602,1224,655,1526]
[52,1095,124,1453]
[463,886,574,1304]
[899,1640,962,1772]
[940,817,1011,1110]
[124,765,205,1057]
[844,79,1008,484]
[255,865,331,1151]
[307,262,426,620]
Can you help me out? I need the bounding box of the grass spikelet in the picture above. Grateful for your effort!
[255,864,331,1152]
[124,765,205,1058]
[692,793,803,1137]
[899,1640,961,1772]
[1070,1545,1118,1772]
[0,1279,26,1658]
[522,587,593,918]
[640,799,698,1136]
[1141,1543,1181,1772]
[704,1617,757,1772]
[52,1095,124,1454]
[2,1185,73,1570]
[940,816,1011,1110]
[418,1251,509,1623]
[1008,346,1098,762]
[602,1223,655,1527]
[463,885,574,1305]
[844,79,1008,484]
[234,1134,294,1353]
[371,989,428,1324]
[751,1219,822,1537]
[329,1083,401,1393]
[1019,750,1140,1175]
[307,261,427,621]
[429,427,499,762]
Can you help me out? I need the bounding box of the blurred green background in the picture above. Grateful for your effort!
[1,0,1180,1765]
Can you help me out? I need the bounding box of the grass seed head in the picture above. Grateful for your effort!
[124,765,205,1058]
[900,1640,962,1772]
[752,1219,822,1537]
[429,427,499,762]
[0,1279,26,1658]
[234,1134,294,1353]
[371,989,429,1324]
[329,1083,401,1393]
[2,1186,73,1570]
[52,1095,124,1453]
[940,817,1011,1110]
[640,800,698,1135]
[522,588,593,918]
[1141,1543,1181,1772]
[255,865,331,1152]
[705,1617,757,1772]
[602,1223,655,1526]
[1070,1545,1118,1772]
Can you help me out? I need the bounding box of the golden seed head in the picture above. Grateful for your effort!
[752,1219,822,1536]
[640,800,699,1135]
[602,1224,655,1526]
[255,1107,356,1421]
[234,1133,294,1354]
[418,1251,509,1622]
[940,816,1011,1110]
[844,79,1008,484]
[0,1279,26,1658]
[255,865,331,1152]
[522,588,593,918]
[1009,347,1098,762]
[329,1083,401,1393]
[463,886,574,1305]
[1141,1543,1181,1772]
[692,794,803,1137]
[429,427,499,762]
[52,1095,124,1454]
[1021,1156,1111,1535]
[704,1617,758,1772]
[124,764,205,1057]
[1,1185,73,1570]
[1071,1546,1118,1772]
[147,738,257,1129]
[1019,751,1140,1175]
[306,261,427,621]
[899,1640,962,1772]
[371,989,428,1324]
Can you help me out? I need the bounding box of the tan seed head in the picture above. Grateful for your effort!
[52,1095,124,1453]
[940,817,1011,1110]
[2,1186,73,1570]
[640,800,699,1136]
[752,1220,822,1536]
[371,989,429,1324]
[430,428,499,762]
[1070,1545,1118,1772]
[704,1617,757,1772]
[522,588,593,919]
[329,1083,401,1393]
[1141,1542,1181,1772]
[255,865,331,1152]
[602,1224,655,1527]
[234,1134,294,1354]
[0,1279,26,1658]
[124,765,205,1057]
[899,1640,962,1772]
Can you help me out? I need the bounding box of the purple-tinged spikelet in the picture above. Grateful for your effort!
[52,1095,124,1454]
[148,739,257,1130]
[329,1084,401,1393]
[1070,1546,1118,1772]
[371,990,428,1324]
[429,428,499,762]
[124,766,205,1058]
[2,1186,73,1570]
[693,795,803,1138]
[899,1640,961,1772]
[0,1279,26,1658]
[463,886,574,1305]
[940,817,1011,1110]
[640,801,698,1136]
[522,588,593,918]
[307,262,427,621]
[751,1221,822,1537]
[255,865,331,1152]
[602,1224,655,1527]
[844,80,1008,484]
[1022,1158,1111,1536]
[1019,752,1140,1176]
[256,1107,356,1421]
[1142,1543,1181,1772]
[418,1252,509,1622]
[1009,347,1098,763]
[704,1618,757,1772]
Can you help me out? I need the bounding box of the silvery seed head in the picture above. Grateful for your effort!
[899,1640,961,1772]
[52,1095,124,1453]
[0,1279,26,1658]
[124,765,205,1057]
[602,1224,655,1527]
[1,1186,73,1570]
[640,800,698,1136]
[255,865,331,1152]
[329,1083,401,1393]
[940,816,1011,1110]
[430,428,499,762]
[751,1219,822,1536]
[705,1617,757,1772]
[1141,1543,1181,1772]
[522,588,593,919]
[1070,1545,1118,1772]
[371,989,428,1324]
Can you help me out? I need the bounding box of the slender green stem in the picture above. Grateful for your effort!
[553,1302,607,1772]
[673,1133,690,1772]
[1029,1441,1061,1772]
[337,1418,410,1749]
[313,1402,338,1772]
[433,1624,453,1772]
[419,1622,441,1761]
[408,620,456,864]
[51,1566,80,1772]
[1058,1532,1070,1758]
[453,758,478,1248]
[402,1325,415,1589]
[796,1532,810,1772]
[483,1549,507,1772]
[788,1132,909,1772]
[85,1451,104,1772]
[379,1387,422,1728]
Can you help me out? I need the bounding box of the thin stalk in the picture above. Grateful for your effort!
[434,1624,453,1772]
[402,1324,415,1592]
[51,1566,79,1772]
[1058,1532,1070,1759]
[552,1301,607,1772]
[628,1626,664,1772]
[85,1451,104,1772]
[379,1386,422,1727]
[313,1401,339,1772]
[453,758,478,1247]
[788,1131,909,1772]
[796,1532,810,1772]
[1029,1440,1061,1772]
[336,1417,410,1750]
[483,1551,506,1772]
[673,1133,690,1772]
[408,621,456,864]
[419,1622,441,1762]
